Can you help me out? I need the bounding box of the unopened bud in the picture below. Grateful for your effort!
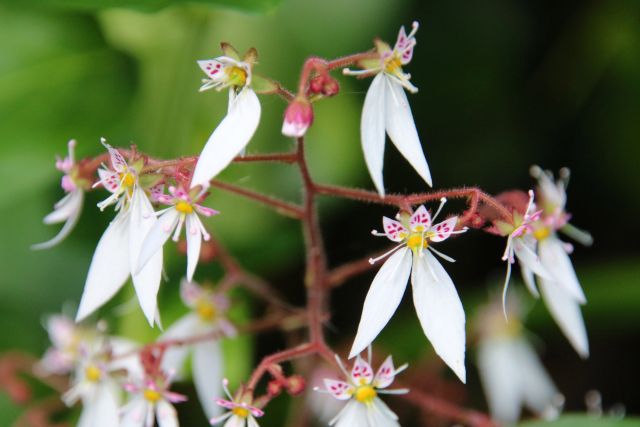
[282,97,314,138]
[286,375,306,396]
[321,78,339,97]
[267,380,283,397]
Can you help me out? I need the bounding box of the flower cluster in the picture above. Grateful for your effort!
[26,21,596,427]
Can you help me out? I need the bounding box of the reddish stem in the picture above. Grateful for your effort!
[404,388,499,427]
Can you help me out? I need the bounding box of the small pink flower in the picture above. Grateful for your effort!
[209,379,264,427]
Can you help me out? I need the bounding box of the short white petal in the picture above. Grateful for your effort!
[477,338,523,423]
[193,340,224,418]
[43,190,80,224]
[157,400,179,427]
[538,277,589,358]
[411,252,466,382]
[247,416,261,427]
[191,88,261,188]
[186,215,203,282]
[384,76,432,187]
[136,209,179,275]
[539,237,586,303]
[349,248,412,359]
[130,187,163,326]
[159,313,201,376]
[223,415,245,427]
[32,190,84,250]
[361,73,388,196]
[76,212,130,322]
[512,338,559,417]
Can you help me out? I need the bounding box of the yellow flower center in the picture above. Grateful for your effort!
[407,233,427,251]
[84,365,102,382]
[120,172,135,188]
[533,227,551,241]
[384,55,402,74]
[226,66,248,87]
[143,389,162,403]
[196,299,216,322]
[232,406,250,418]
[175,200,194,214]
[354,385,377,404]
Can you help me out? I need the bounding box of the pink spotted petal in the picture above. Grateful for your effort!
[149,184,166,203]
[431,216,458,242]
[373,355,396,389]
[215,399,236,410]
[382,217,407,242]
[197,59,225,80]
[98,168,120,193]
[323,378,355,400]
[410,205,432,230]
[350,356,374,385]
[102,140,128,173]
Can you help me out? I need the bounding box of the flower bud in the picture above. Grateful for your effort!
[286,374,306,396]
[282,97,314,138]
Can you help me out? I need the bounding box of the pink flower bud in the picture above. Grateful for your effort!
[282,97,314,138]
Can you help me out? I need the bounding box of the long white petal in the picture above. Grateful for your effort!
[512,338,559,418]
[223,415,245,427]
[361,73,388,196]
[513,238,549,279]
[193,340,224,418]
[191,88,261,188]
[136,209,180,275]
[186,215,203,282]
[538,277,589,358]
[384,76,432,187]
[520,263,540,298]
[477,338,524,423]
[539,237,586,303]
[120,397,148,427]
[157,400,179,427]
[332,400,368,427]
[349,248,412,358]
[129,187,163,326]
[368,398,401,427]
[76,212,130,322]
[32,190,84,250]
[411,252,466,382]
[159,313,201,376]
[90,384,120,427]
[43,191,80,224]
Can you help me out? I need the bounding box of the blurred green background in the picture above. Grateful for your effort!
[1,0,639,425]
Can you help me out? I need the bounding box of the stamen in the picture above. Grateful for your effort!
[501,260,513,321]
[428,247,455,263]
[378,388,410,395]
[334,355,351,380]
[368,244,404,264]
[342,68,372,76]
[371,229,387,237]
[431,198,447,222]
[222,378,233,401]
[407,21,420,39]
[559,167,571,189]
[394,363,409,376]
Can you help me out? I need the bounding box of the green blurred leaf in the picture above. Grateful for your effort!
[0,0,282,13]
[519,415,640,427]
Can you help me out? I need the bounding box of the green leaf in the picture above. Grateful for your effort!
[1,0,283,13]
[519,415,640,427]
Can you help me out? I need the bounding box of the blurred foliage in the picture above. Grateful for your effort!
[519,415,640,427]
[1,0,640,426]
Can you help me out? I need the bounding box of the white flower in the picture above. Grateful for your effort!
[191,47,261,189]
[350,200,468,382]
[159,280,235,418]
[33,140,87,250]
[37,314,98,375]
[210,379,264,427]
[476,298,563,424]
[76,140,163,327]
[318,352,408,427]
[523,166,592,358]
[121,373,187,427]
[137,185,218,282]
[344,22,431,196]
